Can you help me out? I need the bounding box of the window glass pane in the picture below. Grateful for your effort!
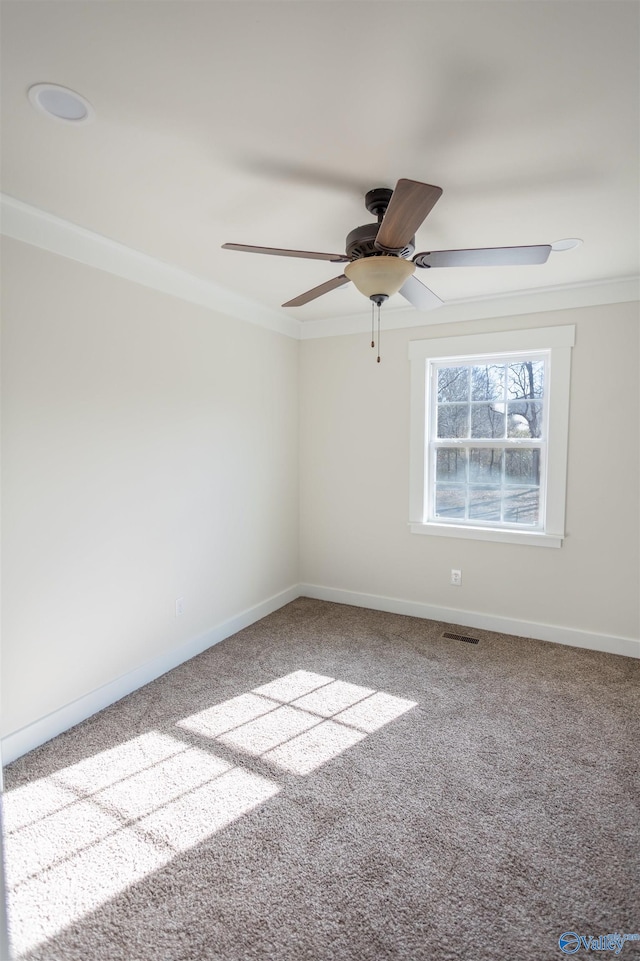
[468,488,502,521]
[437,404,468,438]
[502,488,540,525]
[507,401,543,438]
[436,449,467,483]
[437,367,469,402]
[471,364,505,401]
[469,448,503,484]
[508,361,544,399]
[434,487,466,518]
[504,449,540,486]
[471,403,505,438]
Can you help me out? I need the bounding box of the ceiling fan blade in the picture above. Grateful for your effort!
[222,243,348,263]
[375,179,443,252]
[414,245,552,268]
[282,274,350,307]
[399,275,444,311]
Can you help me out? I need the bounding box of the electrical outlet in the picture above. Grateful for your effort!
[175,597,185,617]
[450,569,462,586]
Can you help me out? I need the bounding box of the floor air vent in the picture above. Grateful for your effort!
[442,631,480,645]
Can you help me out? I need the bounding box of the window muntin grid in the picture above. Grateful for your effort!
[427,352,549,530]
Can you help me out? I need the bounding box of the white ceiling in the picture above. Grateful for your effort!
[1,1,638,327]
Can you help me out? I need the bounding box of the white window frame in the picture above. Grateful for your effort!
[409,325,575,548]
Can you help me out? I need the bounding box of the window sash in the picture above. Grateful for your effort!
[425,353,550,532]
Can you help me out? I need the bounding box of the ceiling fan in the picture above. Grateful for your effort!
[222,177,554,313]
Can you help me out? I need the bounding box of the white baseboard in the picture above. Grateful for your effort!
[299,583,640,660]
[1,585,299,766]
[4,582,637,766]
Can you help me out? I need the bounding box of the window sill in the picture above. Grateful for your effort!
[409,521,563,548]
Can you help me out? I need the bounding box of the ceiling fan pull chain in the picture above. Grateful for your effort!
[371,301,375,349]
[377,303,381,363]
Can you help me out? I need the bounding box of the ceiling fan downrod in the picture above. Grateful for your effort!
[364,187,394,223]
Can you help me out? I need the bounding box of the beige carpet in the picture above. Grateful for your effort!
[3,598,639,960]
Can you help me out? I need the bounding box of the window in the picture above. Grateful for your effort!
[409,326,575,547]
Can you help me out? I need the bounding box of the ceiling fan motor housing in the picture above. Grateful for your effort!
[346,224,415,261]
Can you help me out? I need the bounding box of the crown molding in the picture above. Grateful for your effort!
[0,194,301,340]
[2,195,636,342]
[298,275,640,339]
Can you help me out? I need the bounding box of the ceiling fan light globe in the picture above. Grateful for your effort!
[344,256,415,299]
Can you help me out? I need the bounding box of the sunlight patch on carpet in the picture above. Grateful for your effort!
[5,672,416,958]
[177,692,281,739]
[218,704,320,755]
[293,679,376,717]
[335,691,419,733]
[252,669,334,702]
[4,732,279,958]
[179,671,417,775]
[265,720,367,775]
[138,767,279,852]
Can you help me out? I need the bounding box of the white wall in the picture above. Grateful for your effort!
[299,302,640,645]
[1,237,299,740]
[2,234,638,757]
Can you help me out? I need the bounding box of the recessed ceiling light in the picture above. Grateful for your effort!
[551,238,583,252]
[28,83,95,124]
